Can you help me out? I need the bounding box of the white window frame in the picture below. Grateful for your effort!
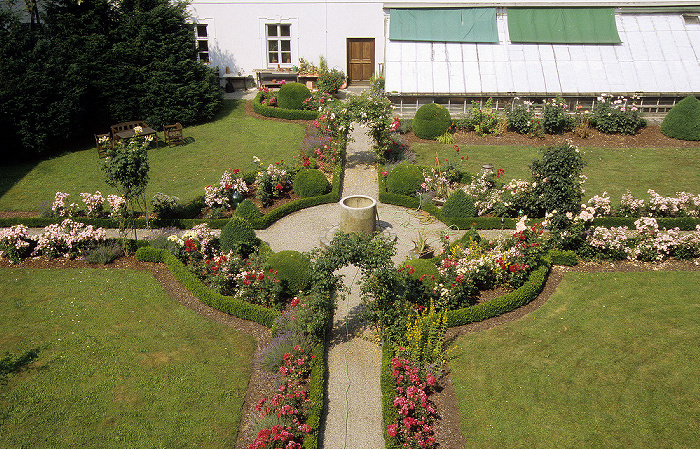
[260,17,298,69]
[193,20,214,64]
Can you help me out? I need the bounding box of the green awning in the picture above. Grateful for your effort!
[507,8,621,44]
[389,8,498,43]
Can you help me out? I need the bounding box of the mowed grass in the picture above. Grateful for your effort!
[0,268,256,448]
[413,143,700,202]
[449,271,700,448]
[0,100,306,211]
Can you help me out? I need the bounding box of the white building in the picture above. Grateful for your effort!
[188,0,700,115]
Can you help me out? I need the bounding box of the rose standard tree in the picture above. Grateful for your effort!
[100,129,150,244]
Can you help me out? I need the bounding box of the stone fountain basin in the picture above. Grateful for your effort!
[339,195,377,234]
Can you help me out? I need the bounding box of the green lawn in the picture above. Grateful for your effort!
[0,268,256,448]
[449,271,700,448]
[413,143,700,202]
[0,100,306,211]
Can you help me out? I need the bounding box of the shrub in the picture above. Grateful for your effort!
[529,142,586,229]
[84,241,123,264]
[234,198,263,221]
[276,82,311,110]
[316,68,346,94]
[402,258,439,288]
[266,250,313,296]
[151,192,180,218]
[467,98,500,136]
[507,101,535,134]
[592,94,646,135]
[660,95,700,141]
[219,216,260,257]
[542,96,572,134]
[398,119,413,134]
[386,164,424,196]
[442,189,477,218]
[413,103,452,140]
[293,169,331,198]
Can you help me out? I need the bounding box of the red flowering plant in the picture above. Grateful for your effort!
[387,354,438,449]
[301,90,335,111]
[258,86,277,107]
[250,326,315,449]
[255,159,291,206]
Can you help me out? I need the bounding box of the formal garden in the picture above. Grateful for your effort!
[2,66,700,448]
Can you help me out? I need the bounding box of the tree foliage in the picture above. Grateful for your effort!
[0,0,222,159]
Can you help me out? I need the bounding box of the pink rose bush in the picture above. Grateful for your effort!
[204,168,248,208]
[387,355,438,449]
[50,191,125,218]
[167,224,284,308]
[0,220,107,263]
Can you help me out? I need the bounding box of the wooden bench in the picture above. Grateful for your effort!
[254,70,299,89]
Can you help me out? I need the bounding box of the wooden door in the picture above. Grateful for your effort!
[347,38,374,83]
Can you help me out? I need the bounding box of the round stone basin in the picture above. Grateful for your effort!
[339,195,377,234]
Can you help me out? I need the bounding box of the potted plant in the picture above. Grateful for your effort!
[412,230,434,259]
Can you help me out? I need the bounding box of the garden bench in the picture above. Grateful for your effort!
[111,121,158,149]
[254,69,299,88]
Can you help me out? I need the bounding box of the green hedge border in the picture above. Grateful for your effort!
[378,165,700,231]
[252,92,320,121]
[135,247,279,327]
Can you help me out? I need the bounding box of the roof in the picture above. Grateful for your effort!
[384,11,700,95]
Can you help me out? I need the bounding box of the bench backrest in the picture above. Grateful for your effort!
[111,121,148,135]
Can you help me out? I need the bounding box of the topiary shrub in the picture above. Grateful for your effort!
[234,198,263,221]
[219,216,260,257]
[386,164,424,196]
[660,95,700,141]
[276,82,311,110]
[265,250,312,296]
[442,189,477,218]
[412,103,452,140]
[293,169,331,198]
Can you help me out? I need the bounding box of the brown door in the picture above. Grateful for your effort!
[347,38,374,83]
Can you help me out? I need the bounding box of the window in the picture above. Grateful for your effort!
[196,24,209,63]
[267,23,292,67]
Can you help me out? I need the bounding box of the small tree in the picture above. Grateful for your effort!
[101,130,150,243]
[529,142,586,230]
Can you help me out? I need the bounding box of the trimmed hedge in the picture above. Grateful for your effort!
[386,164,424,196]
[265,250,312,296]
[381,343,402,449]
[303,343,326,449]
[660,95,700,141]
[276,82,311,110]
[549,249,579,266]
[446,256,551,328]
[412,103,452,140]
[252,92,319,121]
[293,168,331,198]
[134,247,279,327]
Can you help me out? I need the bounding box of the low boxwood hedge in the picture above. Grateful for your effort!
[303,343,326,449]
[446,256,552,328]
[252,92,319,121]
[135,247,279,327]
